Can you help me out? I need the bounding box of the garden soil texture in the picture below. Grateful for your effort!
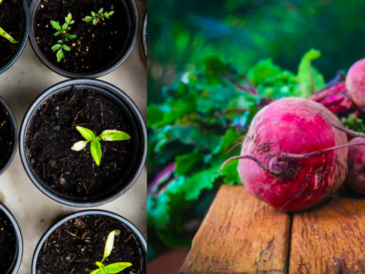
[0,102,15,171]
[36,214,146,273]
[0,0,25,68]
[34,0,132,73]
[0,209,17,272]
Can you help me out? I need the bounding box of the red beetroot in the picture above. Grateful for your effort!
[346,58,365,108]
[346,137,365,194]
[227,98,349,211]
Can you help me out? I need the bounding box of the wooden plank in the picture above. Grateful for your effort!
[290,197,365,273]
[180,185,291,274]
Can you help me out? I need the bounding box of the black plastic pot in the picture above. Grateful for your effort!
[0,96,18,176]
[19,79,147,207]
[31,210,147,273]
[29,0,140,78]
[0,0,30,74]
[0,203,23,274]
[140,12,147,66]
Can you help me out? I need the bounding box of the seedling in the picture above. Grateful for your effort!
[0,27,18,43]
[90,230,132,274]
[0,0,18,43]
[50,13,77,62]
[83,8,115,25]
[72,126,131,166]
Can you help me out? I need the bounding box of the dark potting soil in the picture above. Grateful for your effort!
[25,87,135,199]
[34,0,133,73]
[36,215,146,273]
[0,103,15,172]
[0,209,17,273]
[0,0,25,69]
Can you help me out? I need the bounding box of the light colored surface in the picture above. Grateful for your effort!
[0,1,146,272]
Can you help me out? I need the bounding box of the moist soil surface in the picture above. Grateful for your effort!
[0,209,17,273]
[0,0,25,69]
[26,87,136,200]
[34,0,132,74]
[0,102,15,172]
[36,214,146,273]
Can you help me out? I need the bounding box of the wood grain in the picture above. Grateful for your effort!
[290,197,365,274]
[180,185,291,274]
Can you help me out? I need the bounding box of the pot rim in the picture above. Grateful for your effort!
[28,0,140,79]
[142,12,147,58]
[0,0,30,74]
[31,209,147,274]
[19,79,147,207]
[0,96,18,177]
[0,203,23,274]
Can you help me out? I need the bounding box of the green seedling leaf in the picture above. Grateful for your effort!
[83,9,115,25]
[100,130,131,141]
[51,44,61,51]
[105,262,132,273]
[0,0,3,4]
[91,139,102,166]
[90,230,132,274]
[68,34,77,39]
[62,23,68,31]
[101,230,119,263]
[72,127,131,166]
[83,16,93,23]
[0,27,19,43]
[50,20,61,30]
[63,44,71,51]
[76,126,96,141]
[71,140,89,151]
[95,262,107,274]
[56,49,64,62]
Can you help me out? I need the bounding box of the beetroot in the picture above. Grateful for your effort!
[346,58,365,108]
[226,98,349,211]
[346,137,365,194]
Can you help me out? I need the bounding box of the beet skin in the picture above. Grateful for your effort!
[346,137,365,194]
[346,58,365,108]
[238,98,348,211]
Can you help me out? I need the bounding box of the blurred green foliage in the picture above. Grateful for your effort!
[148,0,365,102]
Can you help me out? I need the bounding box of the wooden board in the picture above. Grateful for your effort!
[180,185,291,274]
[290,197,365,274]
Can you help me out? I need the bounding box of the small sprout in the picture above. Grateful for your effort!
[90,230,132,274]
[50,13,77,62]
[72,126,131,166]
[83,8,115,25]
[0,27,18,43]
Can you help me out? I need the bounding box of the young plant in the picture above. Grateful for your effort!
[83,8,115,25]
[50,13,77,62]
[91,230,132,274]
[0,0,18,43]
[71,126,131,166]
[0,27,18,43]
